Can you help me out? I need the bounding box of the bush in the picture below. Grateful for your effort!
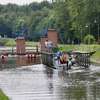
[0,89,9,100]
[5,39,16,46]
[52,47,59,53]
[84,34,95,44]
[0,38,8,46]
[0,38,16,46]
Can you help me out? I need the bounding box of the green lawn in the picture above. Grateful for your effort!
[0,38,38,47]
[58,44,99,52]
[0,90,9,100]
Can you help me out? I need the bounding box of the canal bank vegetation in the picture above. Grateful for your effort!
[58,44,100,64]
[0,38,38,47]
[0,90,9,100]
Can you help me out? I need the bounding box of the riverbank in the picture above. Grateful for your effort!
[0,89,9,100]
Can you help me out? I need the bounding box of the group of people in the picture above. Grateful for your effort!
[55,51,68,64]
[44,39,76,69]
[55,51,76,69]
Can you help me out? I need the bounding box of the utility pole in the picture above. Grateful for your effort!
[97,23,100,43]
[94,19,100,43]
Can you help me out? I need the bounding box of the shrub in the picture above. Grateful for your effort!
[84,34,95,44]
[0,89,9,100]
[0,38,8,46]
[52,47,59,53]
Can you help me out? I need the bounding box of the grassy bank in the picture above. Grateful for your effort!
[58,44,100,64]
[0,90,9,100]
[0,38,38,47]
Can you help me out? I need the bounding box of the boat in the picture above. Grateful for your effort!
[52,51,96,69]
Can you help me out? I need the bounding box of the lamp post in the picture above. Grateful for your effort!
[80,26,83,43]
[85,24,90,34]
[97,23,100,43]
[94,19,100,43]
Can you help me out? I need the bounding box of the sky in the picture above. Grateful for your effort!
[0,0,47,5]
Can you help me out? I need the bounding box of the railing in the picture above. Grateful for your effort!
[41,51,54,67]
[0,47,41,55]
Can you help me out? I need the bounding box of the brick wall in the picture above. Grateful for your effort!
[16,37,25,54]
[40,29,58,51]
[47,29,58,47]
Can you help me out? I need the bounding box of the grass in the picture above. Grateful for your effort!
[0,90,9,100]
[91,50,100,63]
[4,38,16,46]
[0,38,38,47]
[26,41,38,47]
[58,44,99,52]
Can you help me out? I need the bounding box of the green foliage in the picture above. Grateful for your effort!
[84,34,96,44]
[0,90,9,100]
[52,47,59,53]
[0,38,8,46]
[0,1,52,40]
[4,39,16,46]
[92,50,100,61]
[0,38,38,47]
[0,0,100,42]
[58,44,75,52]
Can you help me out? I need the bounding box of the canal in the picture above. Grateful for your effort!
[0,56,100,100]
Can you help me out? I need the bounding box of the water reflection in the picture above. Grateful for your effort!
[45,67,54,93]
[56,69,100,100]
[0,55,41,68]
[63,85,87,100]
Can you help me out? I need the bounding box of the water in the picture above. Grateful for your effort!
[0,56,100,100]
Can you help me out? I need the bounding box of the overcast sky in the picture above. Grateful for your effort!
[0,0,47,5]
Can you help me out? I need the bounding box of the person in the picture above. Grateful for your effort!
[68,57,72,69]
[63,52,68,63]
[59,52,68,64]
[56,51,62,59]
[45,39,48,48]
[56,51,62,63]
[47,40,53,51]
[71,54,76,65]
[45,39,53,52]
[1,55,5,64]
[60,55,64,64]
